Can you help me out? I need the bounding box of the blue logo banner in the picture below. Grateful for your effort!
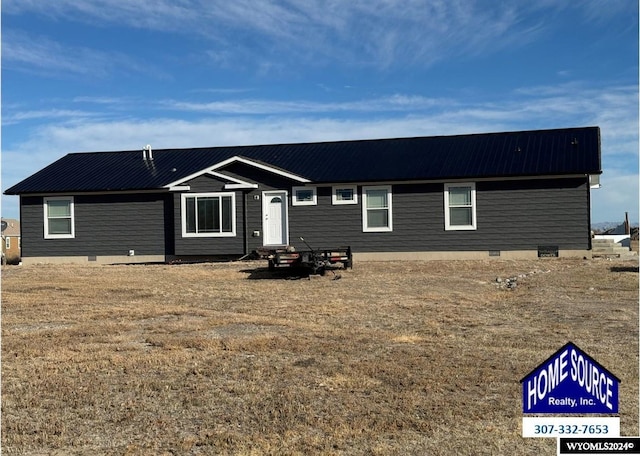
[521,342,619,414]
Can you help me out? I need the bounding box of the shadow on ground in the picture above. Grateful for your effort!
[240,267,343,280]
[610,265,639,273]
[240,267,312,280]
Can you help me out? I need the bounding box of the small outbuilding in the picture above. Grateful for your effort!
[4,126,602,264]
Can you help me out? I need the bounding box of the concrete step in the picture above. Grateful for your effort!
[592,245,631,253]
[591,238,637,258]
[592,248,637,258]
[592,238,620,245]
[595,253,639,260]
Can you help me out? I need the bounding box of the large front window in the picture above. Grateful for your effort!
[363,185,392,232]
[182,193,236,237]
[444,183,476,230]
[44,196,75,239]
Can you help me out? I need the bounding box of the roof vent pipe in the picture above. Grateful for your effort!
[143,144,153,160]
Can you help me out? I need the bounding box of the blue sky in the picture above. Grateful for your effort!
[2,0,638,224]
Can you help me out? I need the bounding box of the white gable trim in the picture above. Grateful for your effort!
[209,171,259,189]
[211,156,311,183]
[164,155,310,189]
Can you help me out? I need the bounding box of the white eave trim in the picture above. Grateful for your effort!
[316,173,596,187]
[18,189,181,197]
[225,183,259,189]
[168,185,191,191]
[209,171,259,189]
[589,174,601,189]
[164,155,311,189]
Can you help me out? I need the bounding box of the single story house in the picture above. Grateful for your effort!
[4,126,602,265]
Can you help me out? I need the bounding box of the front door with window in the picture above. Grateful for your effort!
[263,191,288,246]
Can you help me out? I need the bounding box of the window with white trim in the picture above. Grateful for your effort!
[363,185,392,232]
[182,193,236,237]
[44,196,75,239]
[332,185,358,205]
[444,183,476,230]
[5,237,10,249]
[292,186,317,206]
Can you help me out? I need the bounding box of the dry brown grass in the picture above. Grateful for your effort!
[1,257,638,455]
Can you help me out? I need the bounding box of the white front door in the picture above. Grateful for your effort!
[263,191,288,246]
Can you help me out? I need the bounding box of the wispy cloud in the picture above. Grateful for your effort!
[72,96,136,104]
[2,1,636,224]
[2,96,150,127]
[3,0,200,31]
[4,89,636,218]
[1,109,99,126]
[7,1,632,71]
[155,83,638,163]
[578,0,637,24]
[0,116,492,191]
[188,88,256,95]
[3,81,635,157]
[2,30,164,79]
[5,82,636,154]
[2,85,637,223]
[512,83,639,158]
[160,94,450,115]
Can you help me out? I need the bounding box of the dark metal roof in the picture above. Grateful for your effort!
[4,126,602,195]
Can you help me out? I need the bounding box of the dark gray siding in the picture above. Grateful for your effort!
[172,166,298,257]
[20,175,589,260]
[173,175,246,256]
[245,188,295,254]
[281,177,590,253]
[20,193,169,258]
[174,166,590,256]
[286,186,362,250]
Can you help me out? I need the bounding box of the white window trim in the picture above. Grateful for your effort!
[181,192,236,238]
[362,185,393,232]
[444,182,477,231]
[292,186,317,206]
[44,196,75,239]
[5,237,10,249]
[332,185,358,205]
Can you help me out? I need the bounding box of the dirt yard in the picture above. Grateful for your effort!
[2,257,638,455]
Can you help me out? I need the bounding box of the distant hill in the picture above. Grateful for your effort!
[591,221,639,232]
